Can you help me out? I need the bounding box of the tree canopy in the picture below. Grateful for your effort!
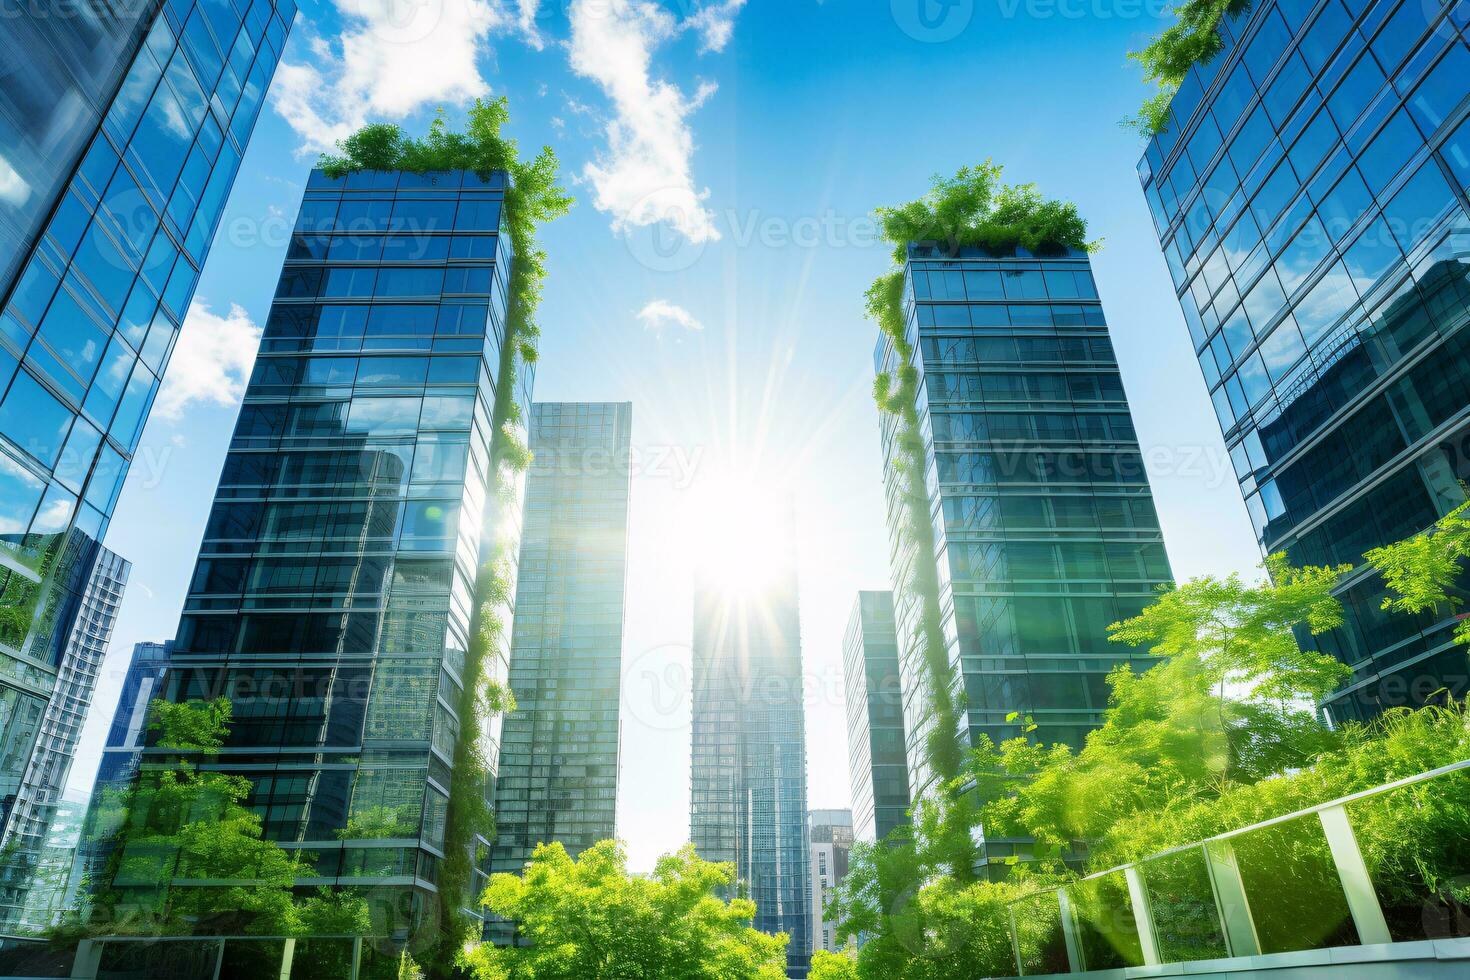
[460,840,788,980]
[1127,0,1255,134]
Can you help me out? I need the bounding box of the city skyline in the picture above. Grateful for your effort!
[67,2,1293,884]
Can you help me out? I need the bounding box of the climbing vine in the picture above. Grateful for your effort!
[1128,0,1254,135]
[320,97,572,972]
[867,163,1093,880]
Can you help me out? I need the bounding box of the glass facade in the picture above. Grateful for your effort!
[690,559,812,978]
[0,543,127,936]
[0,0,293,875]
[489,401,631,938]
[840,590,910,844]
[132,166,528,940]
[807,809,852,955]
[875,245,1174,807]
[1137,0,1470,721]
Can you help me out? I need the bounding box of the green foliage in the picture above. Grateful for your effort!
[460,840,788,979]
[339,805,418,840]
[81,699,367,939]
[1367,500,1470,648]
[1127,0,1254,135]
[864,165,1093,883]
[321,98,570,969]
[809,950,860,980]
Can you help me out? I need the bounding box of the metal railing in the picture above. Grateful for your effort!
[1001,759,1470,976]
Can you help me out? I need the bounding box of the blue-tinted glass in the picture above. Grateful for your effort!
[1407,43,1470,133]
[1295,260,1359,345]
[0,370,72,467]
[1444,117,1470,189]
[1358,110,1421,197]
[1259,318,1308,380]
[381,235,449,261]
[454,199,501,232]
[1299,0,1352,70]
[1315,165,1374,240]
[1343,217,1403,292]
[337,199,391,232]
[1327,52,1386,132]
[323,267,378,298]
[1382,160,1456,252]
[1276,216,1332,293]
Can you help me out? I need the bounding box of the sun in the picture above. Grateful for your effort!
[680,472,796,598]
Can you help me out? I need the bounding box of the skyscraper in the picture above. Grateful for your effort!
[73,639,172,916]
[1136,0,1470,721]
[0,0,294,871]
[130,165,529,940]
[807,809,852,956]
[841,591,910,844]
[690,532,812,978]
[875,245,1174,811]
[0,544,127,936]
[489,402,631,907]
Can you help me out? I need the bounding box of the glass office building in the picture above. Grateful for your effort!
[489,402,631,929]
[1136,0,1470,720]
[0,0,294,889]
[0,544,127,936]
[131,166,529,940]
[690,555,812,978]
[875,246,1174,808]
[840,590,910,844]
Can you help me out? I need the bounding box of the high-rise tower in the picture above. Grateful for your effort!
[841,590,910,844]
[123,165,529,942]
[690,521,812,978]
[0,0,295,873]
[489,402,631,920]
[1136,0,1470,721]
[874,244,1174,822]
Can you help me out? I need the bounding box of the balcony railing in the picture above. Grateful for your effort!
[1000,759,1470,976]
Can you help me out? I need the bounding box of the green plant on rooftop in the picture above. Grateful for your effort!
[319,96,571,974]
[866,162,1093,886]
[1127,0,1255,135]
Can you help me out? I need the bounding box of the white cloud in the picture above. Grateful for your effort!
[517,0,544,48]
[154,300,261,420]
[271,0,505,153]
[684,0,745,52]
[568,0,744,244]
[637,299,703,334]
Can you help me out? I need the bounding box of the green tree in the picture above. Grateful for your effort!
[81,698,366,938]
[460,840,788,979]
[1367,500,1470,651]
[1127,0,1255,134]
[809,950,859,980]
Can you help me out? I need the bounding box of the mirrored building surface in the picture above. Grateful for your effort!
[489,401,631,940]
[124,166,530,941]
[1136,0,1470,721]
[840,590,910,844]
[874,245,1174,817]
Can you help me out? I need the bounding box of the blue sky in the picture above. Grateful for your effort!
[81,0,1264,870]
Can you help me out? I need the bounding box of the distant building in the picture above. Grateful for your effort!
[489,402,632,941]
[0,544,127,936]
[841,591,910,843]
[808,809,853,954]
[1135,0,1470,721]
[690,529,812,978]
[74,640,172,904]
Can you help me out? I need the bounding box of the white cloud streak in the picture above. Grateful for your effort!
[568,0,745,244]
[271,0,505,153]
[637,299,703,334]
[154,300,261,420]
